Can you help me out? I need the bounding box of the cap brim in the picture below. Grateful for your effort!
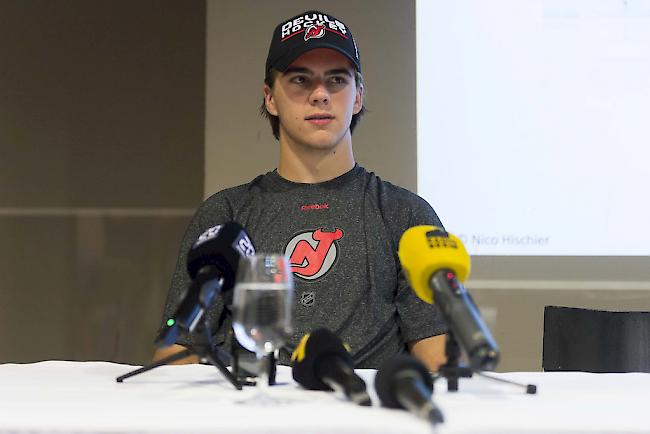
[270,42,361,73]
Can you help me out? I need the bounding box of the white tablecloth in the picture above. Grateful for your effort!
[0,361,648,433]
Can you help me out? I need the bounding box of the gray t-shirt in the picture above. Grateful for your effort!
[160,165,447,368]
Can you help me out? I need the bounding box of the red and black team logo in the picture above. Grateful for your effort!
[304,24,325,41]
[284,228,344,280]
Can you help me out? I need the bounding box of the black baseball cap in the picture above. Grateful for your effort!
[265,10,361,76]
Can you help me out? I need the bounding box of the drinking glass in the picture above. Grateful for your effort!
[233,254,294,400]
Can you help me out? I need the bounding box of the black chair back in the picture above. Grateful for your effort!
[543,306,650,373]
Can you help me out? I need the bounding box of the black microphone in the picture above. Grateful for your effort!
[431,269,499,370]
[291,328,371,406]
[375,354,444,424]
[398,226,499,371]
[156,222,256,347]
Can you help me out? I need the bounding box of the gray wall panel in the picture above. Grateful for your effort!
[0,0,205,364]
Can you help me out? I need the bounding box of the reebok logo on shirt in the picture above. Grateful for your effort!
[285,228,343,280]
[300,203,329,211]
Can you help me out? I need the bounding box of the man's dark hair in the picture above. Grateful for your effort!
[260,69,367,141]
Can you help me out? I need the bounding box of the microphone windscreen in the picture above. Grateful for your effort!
[186,221,255,289]
[291,328,353,390]
[398,226,470,304]
[375,353,433,409]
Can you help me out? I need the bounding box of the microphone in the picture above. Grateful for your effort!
[375,354,444,424]
[156,222,256,347]
[291,328,371,406]
[398,226,499,371]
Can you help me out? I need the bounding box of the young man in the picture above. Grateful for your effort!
[155,10,447,370]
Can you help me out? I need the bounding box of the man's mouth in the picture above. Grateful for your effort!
[305,113,334,125]
[305,113,334,120]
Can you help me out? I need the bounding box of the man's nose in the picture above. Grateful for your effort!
[310,84,330,105]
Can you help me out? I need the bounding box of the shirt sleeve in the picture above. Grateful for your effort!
[157,191,234,349]
[394,193,449,343]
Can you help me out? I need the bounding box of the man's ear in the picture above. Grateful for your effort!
[353,83,364,115]
[263,84,278,116]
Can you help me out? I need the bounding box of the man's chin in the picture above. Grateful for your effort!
[296,133,340,151]
[282,129,348,152]
[302,140,341,152]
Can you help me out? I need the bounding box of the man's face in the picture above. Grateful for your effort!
[264,48,363,151]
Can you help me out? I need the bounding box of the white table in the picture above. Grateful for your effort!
[0,361,648,433]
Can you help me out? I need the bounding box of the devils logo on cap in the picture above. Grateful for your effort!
[304,24,326,41]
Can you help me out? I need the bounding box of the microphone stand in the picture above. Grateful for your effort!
[434,332,536,394]
[115,320,242,390]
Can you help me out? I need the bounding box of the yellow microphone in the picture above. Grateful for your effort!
[398,226,499,371]
[398,226,470,304]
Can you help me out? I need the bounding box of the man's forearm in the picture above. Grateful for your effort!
[152,344,200,365]
[407,334,447,372]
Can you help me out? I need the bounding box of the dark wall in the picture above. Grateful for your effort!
[0,0,205,364]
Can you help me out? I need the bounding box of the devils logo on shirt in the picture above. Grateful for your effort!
[304,24,326,41]
[285,228,344,280]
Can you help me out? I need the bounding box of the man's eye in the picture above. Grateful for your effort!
[290,76,308,85]
[329,76,348,86]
